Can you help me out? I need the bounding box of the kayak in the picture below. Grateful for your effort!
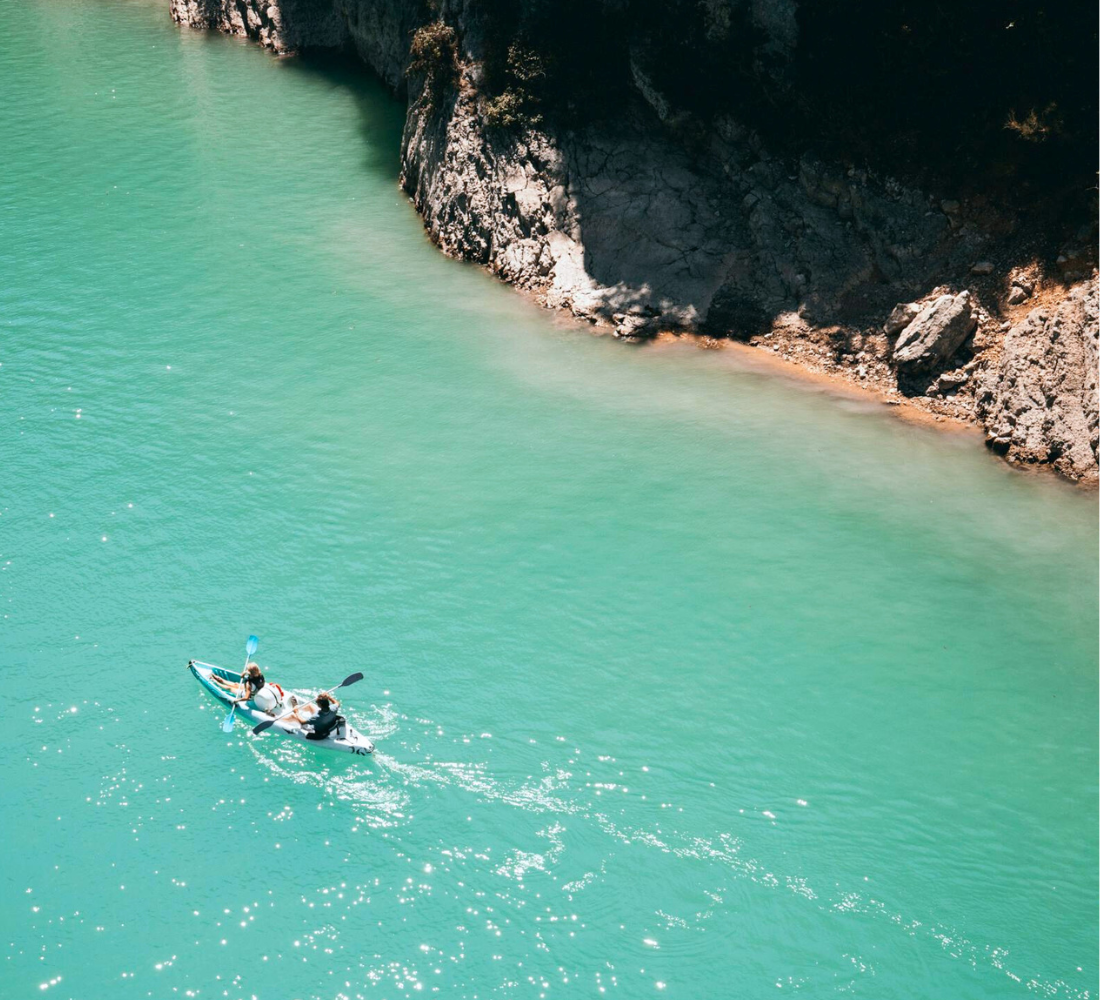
[189,659,375,756]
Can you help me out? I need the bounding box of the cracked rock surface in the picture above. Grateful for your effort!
[976,283,1099,483]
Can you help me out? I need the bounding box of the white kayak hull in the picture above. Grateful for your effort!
[189,660,375,756]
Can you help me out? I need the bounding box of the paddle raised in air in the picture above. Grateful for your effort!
[252,671,364,735]
[221,634,258,733]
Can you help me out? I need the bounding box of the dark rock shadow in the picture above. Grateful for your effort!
[559,99,967,341]
[284,47,408,183]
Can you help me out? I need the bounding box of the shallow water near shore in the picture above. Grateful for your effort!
[1,2,1097,998]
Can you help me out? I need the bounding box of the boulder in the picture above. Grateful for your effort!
[1007,285,1030,305]
[926,370,969,396]
[883,301,919,335]
[892,292,977,375]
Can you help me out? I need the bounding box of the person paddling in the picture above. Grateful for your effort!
[210,662,282,714]
[303,692,344,741]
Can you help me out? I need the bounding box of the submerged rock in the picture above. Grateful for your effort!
[892,292,976,375]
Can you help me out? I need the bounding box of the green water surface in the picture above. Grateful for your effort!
[1,2,1097,998]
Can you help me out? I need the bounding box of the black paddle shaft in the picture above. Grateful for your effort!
[252,672,364,735]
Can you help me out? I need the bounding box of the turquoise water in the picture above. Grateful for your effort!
[1,2,1097,998]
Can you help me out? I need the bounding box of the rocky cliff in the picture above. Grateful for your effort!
[170,0,1099,483]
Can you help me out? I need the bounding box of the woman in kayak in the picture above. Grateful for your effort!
[209,663,282,714]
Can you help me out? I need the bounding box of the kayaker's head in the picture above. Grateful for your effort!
[245,662,262,679]
[316,693,332,710]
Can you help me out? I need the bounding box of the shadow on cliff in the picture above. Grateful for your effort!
[562,97,1094,366]
[559,100,955,340]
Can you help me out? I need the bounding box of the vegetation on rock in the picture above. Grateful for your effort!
[481,42,547,128]
[407,20,458,106]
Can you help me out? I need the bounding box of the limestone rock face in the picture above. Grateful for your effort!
[169,0,1098,483]
[172,0,964,342]
[169,0,349,52]
[335,0,420,90]
[892,292,976,375]
[976,283,1099,483]
[403,93,964,340]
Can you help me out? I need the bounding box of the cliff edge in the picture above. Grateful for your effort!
[170,0,1099,483]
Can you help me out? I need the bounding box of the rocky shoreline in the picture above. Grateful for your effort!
[169,0,1099,484]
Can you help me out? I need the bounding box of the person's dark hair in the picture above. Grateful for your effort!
[316,694,331,709]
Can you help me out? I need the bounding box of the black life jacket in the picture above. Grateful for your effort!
[306,706,342,740]
[245,671,265,696]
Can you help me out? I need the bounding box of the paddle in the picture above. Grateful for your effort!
[252,671,364,735]
[222,634,258,733]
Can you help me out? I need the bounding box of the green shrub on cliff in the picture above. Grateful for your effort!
[482,89,527,128]
[481,42,546,128]
[407,21,458,106]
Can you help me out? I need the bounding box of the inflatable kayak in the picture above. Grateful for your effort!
[189,660,375,756]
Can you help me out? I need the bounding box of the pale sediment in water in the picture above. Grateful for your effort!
[651,333,983,435]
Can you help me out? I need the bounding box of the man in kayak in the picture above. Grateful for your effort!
[301,691,344,740]
[209,662,283,715]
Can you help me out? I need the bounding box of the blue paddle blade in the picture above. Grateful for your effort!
[222,636,257,733]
